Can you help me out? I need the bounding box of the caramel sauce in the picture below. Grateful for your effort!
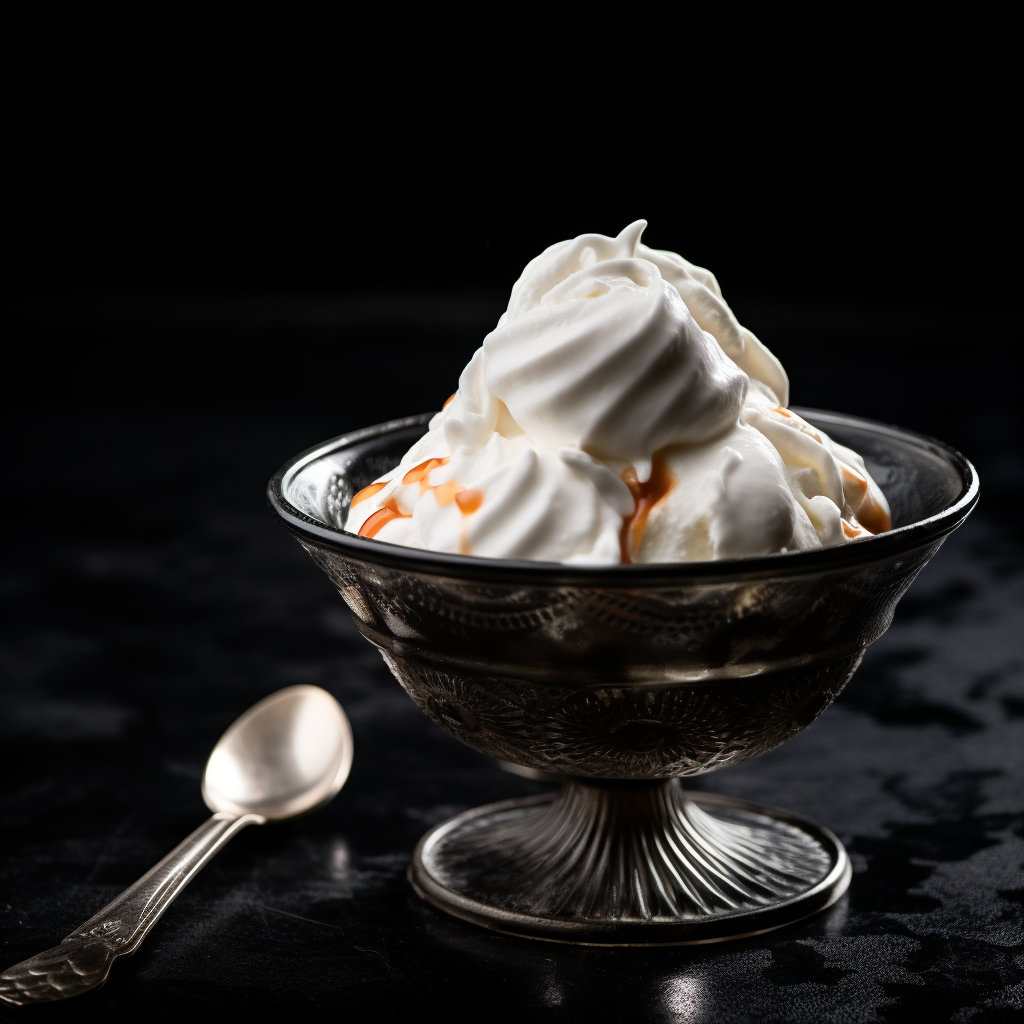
[431,479,463,506]
[841,518,868,540]
[619,456,676,564]
[443,392,457,409]
[358,499,411,539]
[776,406,826,446]
[856,494,892,535]
[359,456,486,553]
[455,488,484,514]
[351,481,387,507]
[454,488,484,554]
[838,466,891,534]
[403,457,450,495]
[840,464,868,498]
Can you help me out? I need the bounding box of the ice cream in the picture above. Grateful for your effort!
[345,221,891,564]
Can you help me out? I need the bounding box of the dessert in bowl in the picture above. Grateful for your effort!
[268,224,978,943]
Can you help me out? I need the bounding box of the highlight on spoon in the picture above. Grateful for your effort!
[202,685,353,821]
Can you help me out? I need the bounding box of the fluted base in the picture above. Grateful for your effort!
[410,780,849,944]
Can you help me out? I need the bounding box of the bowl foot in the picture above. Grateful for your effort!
[410,779,850,945]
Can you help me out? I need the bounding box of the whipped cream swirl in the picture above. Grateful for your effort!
[345,222,890,564]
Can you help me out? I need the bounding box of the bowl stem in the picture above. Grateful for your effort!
[411,778,850,944]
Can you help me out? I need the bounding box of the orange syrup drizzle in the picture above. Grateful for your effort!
[839,466,890,534]
[443,392,457,409]
[454,488,484,555]
[856,494,891,534]
[358,456,451,540]
[455,489,484,514]
[841,518,868,540]
[403,457,451,496]
[360,456,485,552]
[358,500,411,539]
[775,406,827,446]
[351,481,387,507]
[840,464,868,498]
[431,479,463,506]
[619,456,675,564]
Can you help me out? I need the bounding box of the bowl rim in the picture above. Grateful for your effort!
[267,407,979,586]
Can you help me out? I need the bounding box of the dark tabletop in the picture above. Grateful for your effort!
[1,293,1022,1023]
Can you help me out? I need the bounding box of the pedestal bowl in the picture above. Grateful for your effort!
[268,409,978,944]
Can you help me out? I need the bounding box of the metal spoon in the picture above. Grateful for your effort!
[0,685,353,1006]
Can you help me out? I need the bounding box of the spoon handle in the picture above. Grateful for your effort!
[0,811,264,1006]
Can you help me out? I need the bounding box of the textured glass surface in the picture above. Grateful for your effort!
[268,412,977,941]
[270,410,977,781]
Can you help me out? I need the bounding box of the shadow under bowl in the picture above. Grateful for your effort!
[268,408,978,943]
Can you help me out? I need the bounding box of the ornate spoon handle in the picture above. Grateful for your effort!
[0,811,264,1006]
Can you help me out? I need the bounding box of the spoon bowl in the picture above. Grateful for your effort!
[203,684,354,821]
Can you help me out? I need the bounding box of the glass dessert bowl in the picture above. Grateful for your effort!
[268,409,977,945]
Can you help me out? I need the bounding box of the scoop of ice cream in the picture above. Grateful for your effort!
[637,423,819,562]
[741,385,891,544]
[484,224,748,484]
[638,241,790,407]
[345,410,630,565]
[345,222,890,564]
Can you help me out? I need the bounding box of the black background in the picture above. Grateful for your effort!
[7,37,1018,451]
[2,31,1021,1024]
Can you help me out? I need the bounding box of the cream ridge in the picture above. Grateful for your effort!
[345,221,890,564]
